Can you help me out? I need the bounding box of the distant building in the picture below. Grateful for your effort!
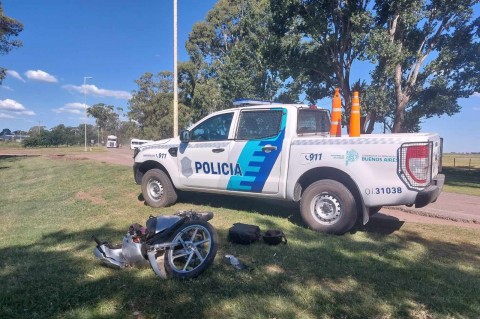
[0,134,29,142]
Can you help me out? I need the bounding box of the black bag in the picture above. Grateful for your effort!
[262,229,287,245]
[228,223,261,245]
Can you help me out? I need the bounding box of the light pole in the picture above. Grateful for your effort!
[83,76,92,151]
[173,0,178,137]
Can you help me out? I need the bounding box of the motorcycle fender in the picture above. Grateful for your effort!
[148,250,168,279]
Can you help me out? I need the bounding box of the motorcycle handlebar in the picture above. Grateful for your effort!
[92,235,102,246]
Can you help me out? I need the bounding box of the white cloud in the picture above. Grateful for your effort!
[1,85,13,91]
[64,102,87,110]
[0,99,35,117]
[19,110,36,116]
[472,92,480,97]
[53,102,88,114]
[0,99,26,111]
[6,70,25,82]
[53,107,82,115]
[0,113,15,119]
[63,84,132,100]
[473,107,480,111]
[25,70,58,83]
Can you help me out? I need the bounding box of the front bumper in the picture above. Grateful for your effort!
[414,174,445,208]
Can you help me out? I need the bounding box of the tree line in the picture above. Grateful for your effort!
[2,1,479,144]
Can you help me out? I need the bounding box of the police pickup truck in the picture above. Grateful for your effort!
[133,102,444,234]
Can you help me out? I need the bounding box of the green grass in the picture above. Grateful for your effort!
[1,155,479,319]
[442,153,480,196]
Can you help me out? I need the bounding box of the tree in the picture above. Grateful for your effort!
[0,128,11,136]
[185,0,285,117]
[87,103,120,143]
[271,0,375,130]
[128,72,190,140]
[0,3,23,84]
[367,0,480,132]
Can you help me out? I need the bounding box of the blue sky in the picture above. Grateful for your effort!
[1,1,479,152]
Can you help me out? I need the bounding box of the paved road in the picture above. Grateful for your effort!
[387,192,480,223]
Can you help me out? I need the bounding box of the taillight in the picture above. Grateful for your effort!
[398,142,432,190]
[406,145,429,183]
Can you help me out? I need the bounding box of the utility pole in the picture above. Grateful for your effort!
[173,0,178,137]
[83,76,93,151]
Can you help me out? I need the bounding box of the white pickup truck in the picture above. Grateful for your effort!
[133,103,444,234]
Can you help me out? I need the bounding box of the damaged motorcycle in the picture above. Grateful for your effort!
[93,211,218,279]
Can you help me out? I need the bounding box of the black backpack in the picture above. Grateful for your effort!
[228,223,261,245]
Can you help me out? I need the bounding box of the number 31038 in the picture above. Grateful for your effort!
[365,187,402,195]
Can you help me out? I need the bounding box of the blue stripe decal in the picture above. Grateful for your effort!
[227,108,287,192]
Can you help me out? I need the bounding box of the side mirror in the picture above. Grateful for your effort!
[180,130,190,143]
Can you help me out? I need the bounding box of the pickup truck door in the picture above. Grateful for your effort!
[177,112,235,190]
[226,108,287,194]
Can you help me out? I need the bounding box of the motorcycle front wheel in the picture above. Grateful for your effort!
[165,220,218,279]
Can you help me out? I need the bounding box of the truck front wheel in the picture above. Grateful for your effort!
[141,169,178,208]
[300,180,357,234]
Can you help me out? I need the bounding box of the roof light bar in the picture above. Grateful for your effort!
[233,99,273,106]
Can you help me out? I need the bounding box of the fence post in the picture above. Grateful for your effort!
[454,158,456,167]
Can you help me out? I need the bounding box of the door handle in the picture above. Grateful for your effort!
[262,145,277,153]
[212,148,225,153]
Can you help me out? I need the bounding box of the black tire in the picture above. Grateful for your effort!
[165,221,218,279]
[141,169,177,208]
[300,179,357,235]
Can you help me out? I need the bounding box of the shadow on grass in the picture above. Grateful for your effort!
[356,212,405,235]
[443,167,480,189]
[173,191,306,228]
[0,155,38,169]
[2,224,479,318]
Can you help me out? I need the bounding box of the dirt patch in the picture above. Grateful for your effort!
[48,154,90,161]
[75,190,107,205]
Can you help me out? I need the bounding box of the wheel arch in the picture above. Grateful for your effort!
[295,167,368,225]
[134,160,174,186]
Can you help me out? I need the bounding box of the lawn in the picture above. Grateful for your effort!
[442,153,480,196]
[0,154,479,319]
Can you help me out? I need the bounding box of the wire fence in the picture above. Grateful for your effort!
[442,155,480,169]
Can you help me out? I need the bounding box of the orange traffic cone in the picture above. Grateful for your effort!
[349,91,360,137]
[329,88,342,137]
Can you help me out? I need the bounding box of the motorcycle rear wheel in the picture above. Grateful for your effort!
[165,221,218,279]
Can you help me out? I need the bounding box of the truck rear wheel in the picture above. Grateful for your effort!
[300,180,357,234]
[141,169,177,208]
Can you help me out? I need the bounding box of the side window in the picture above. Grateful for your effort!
[236,110,283,140]
[191,112,234,141]
[297,109,330,134]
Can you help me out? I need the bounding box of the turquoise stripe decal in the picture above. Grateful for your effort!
[227,108,287,192]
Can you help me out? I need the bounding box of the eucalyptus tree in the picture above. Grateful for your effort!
[271,0,375,130]
[185,0,285,117]
[128,71,190,139]
[367,0,480,132]
[272,0,479,133]
[87,103,120,142]
[0,3,23,84]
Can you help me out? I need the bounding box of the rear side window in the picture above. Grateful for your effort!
[236,110,283,140]
[297,109,330,134]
